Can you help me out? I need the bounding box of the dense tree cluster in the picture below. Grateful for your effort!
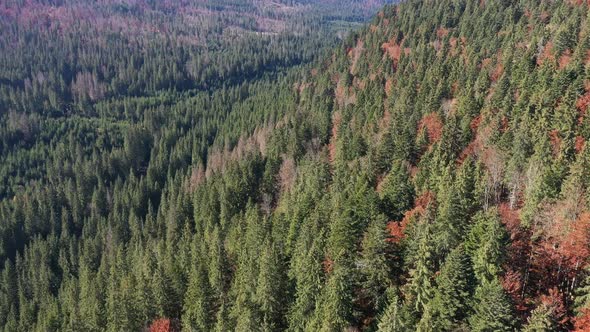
[3,0,590,331]
[0,0,390,117]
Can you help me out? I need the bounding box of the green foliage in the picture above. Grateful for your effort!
[469,278,515,332]
[465,209,507,282]
[378,289,408,332]
[359,218,392,313]
[574,266,590,313]
[3,0,590,330]
[405,219,435,316]
[182,262,213,331]
[420,245,474,331]
[522,304,555,332]
[378,160,415,221]
[309,259,354,332]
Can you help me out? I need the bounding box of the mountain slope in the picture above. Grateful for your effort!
[299,0,590,329]
[3,0,590,331]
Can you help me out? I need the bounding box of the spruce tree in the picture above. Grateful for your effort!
[378,290,408,332]
[182,262,212,332]
[465,209,507,282]
[359,218,391,312]
[469,278,515,332]
[378,160,415,221]
[255,240,286,331]
[522,303,555,332]
[420,245,474,331]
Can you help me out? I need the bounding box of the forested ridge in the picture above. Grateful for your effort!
[3,0,590,331]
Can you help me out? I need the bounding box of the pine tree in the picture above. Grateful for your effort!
[151,259,174,319]
[287,216,324,332]
[522,303,555,332]
[213,303,230,332]
[207,225,227,302]
[433,167,468,256]
[59,277,84,332]
[359,218,391,312]
[0,260,17,328]
[105,251,124,332]
[78,264,104,332]
[574,266,590,322]
[405,220,435,315]
[378,160,415,221]
[225,207,264,331]
[182,262,212,332]
[469,278,515,332]
[377,290,407,332]
[374,130,395,174]
[134,259,157,328]
[310,259,354,332]
[255,240,285,331]
[420,245,474,331]
[465,209,507,282]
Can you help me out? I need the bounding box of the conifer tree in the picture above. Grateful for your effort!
[465,209,507,282]
[420,245,474,331]
[469,278,515,332]
[404,218,435,317]
[310,258,354,332]
[78,264,104,332]
[379,160,415,221]
[359,218,391,312]
[377,289,408,332]
[182,262,212,332]
[522,303,555,332]
[255,239,286,332]
[287,215,325,332]
[433,167,468,256]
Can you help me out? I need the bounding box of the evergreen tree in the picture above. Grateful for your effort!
[405,219,435,315]
[433,167,469,256]
[378,160,415,221]
[255,239,286,331]
[522,303,555,332]
[182,262,212,332]
[469,278,515,332]
[465,209,507,282]
[2,0,590,330]
[310,259,354,332]
[78,265,104,332]
[420,245,474,331]
[287,214,325,332]
[377,289,408,332]
[359,218,392,313]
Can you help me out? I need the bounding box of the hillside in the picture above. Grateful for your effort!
[0,0,392,120]
[2,0,590,331]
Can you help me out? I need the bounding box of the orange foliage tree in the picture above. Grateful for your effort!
[149,318,180,332]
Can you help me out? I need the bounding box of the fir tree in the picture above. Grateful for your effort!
[469,278,515,332]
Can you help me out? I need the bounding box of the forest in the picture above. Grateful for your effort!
[2,0,590,331]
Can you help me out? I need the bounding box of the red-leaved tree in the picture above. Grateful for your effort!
[149,318,180,332]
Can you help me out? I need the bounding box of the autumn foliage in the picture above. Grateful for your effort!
[537,41,555,66]
[381,37,410,70]
[574,308,590,331]
[418,113,443,145]
[540,288,569,325]
[576,84,590,122]
[323,256,334,274]
[576,136,586,154]
[7,0,590,331]
[549,129,562,156]
[499,199,590,324]
[149,318,180,332]
[328,115,341,166]
[387,191,434,243]
[558,49,573,69]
